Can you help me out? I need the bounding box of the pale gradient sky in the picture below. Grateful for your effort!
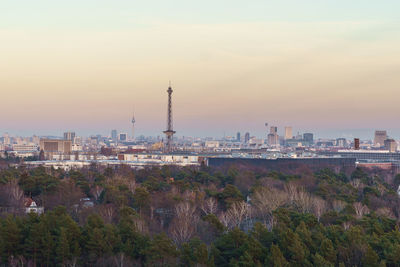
[1,1,400,139]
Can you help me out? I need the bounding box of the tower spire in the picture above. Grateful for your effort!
[131,107,135,140]
[163,83,176,152]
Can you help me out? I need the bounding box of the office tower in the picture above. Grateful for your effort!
[336,138,346,147]
[244,132,250,143]
[267,126,279,145]
[111,130,118,141]
[236,132,241,142]
[63,132,76,142]
[163,83,176,152]
[284,127,293,140]
[3,133,10,145]
[384,139,397,152]
[118,133,127,142]
[374,130,387,147]
[354,138,360,150]
[303,133,314,143]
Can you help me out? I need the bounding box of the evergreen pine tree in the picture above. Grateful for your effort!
[363,246,379,267]
[320,238,336,264]
[269,244,288,267]
[56,227,70,266]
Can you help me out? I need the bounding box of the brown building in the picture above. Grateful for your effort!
[39,139,72,160]
[354,138,360,150]
[384,139,397,152]
[374,130,387,147]
[268,126,279,146]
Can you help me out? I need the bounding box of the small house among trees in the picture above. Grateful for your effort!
[24,198,44,214]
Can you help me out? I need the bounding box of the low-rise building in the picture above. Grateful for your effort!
[25,198,44,214]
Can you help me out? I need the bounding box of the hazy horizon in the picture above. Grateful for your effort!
[1,1,399,138]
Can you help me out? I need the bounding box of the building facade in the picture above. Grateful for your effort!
[284,127,293,140]
[374,130,387,147]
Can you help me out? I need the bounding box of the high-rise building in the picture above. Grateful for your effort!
[374,130,387,147]
[303,133,314,143]
[111,130,118,141]
[3,133,10,145]
[236,132,241,142]
[268,126,279,146]
[284,127,293,140]
[384,139,397,152]
[354,138,360,150]
[244,132,250,143]
[336,138,346,147]
[119,133,127,142]
[63,132,76,142]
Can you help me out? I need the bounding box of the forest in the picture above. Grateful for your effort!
[0,161,400,266]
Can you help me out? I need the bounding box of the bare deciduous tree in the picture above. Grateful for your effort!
[100,204,116,224]
[91,185,104,201]
[350,179,363,190]
[169,202,199,245]
[200,197,218,215]
[218,212,230,228]
[313,197,327,222]
[353,202,369,219]
[376,207,394,219]
[285,183,298,205]
[252,187,287,224]
[296,189,314,213]
[226,201,249,229]
[7,179,24,210]
[284,184,314,213]
[332,199,346,213]
[343,221,352,230]
[127,178,137,194]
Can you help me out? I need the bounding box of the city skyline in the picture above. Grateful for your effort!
[1,1,400,138]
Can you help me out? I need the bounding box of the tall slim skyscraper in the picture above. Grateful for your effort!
[236,132,241,142]
[284,127,293,140]
[111,130,118,141]
[163,83,176,152]
[244,132,250,143]
[374,130,387,147]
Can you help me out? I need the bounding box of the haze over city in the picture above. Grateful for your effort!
[1,0,400,138]
[4,2,400,266]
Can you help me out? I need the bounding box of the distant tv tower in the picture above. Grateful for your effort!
[131,109,135,140]
[163,82,176,152]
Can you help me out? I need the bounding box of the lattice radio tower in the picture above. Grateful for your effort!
[163,82,176,152]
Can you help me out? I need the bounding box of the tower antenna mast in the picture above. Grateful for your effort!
[131,106,136,140]
[163,83,176,152]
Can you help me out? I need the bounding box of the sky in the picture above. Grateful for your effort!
[1,0,400,139]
